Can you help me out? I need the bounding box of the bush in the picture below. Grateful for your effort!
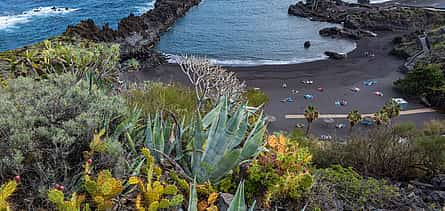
[394,64,445,95]
[0,39,120,87]
[310,122,445,180]
[306,165,399,210]
[245,133,313,208]
[125,82,197,122]
[243,89,269,107]
[0,74,128,209]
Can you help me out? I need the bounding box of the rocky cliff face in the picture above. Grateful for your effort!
[289,0,445,37]
[64,0,201,69]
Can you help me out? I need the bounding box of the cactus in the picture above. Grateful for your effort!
[84,170,123,211]
[146,97,266,184]
[0,180,17,211]
[128,148,184,211]
[48,189,90,211]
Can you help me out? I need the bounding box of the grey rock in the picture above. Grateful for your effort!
[325,51,347,60]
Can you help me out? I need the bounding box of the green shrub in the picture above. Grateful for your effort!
[243,89,269,107]
[0,74,128,209]
[307,165,399,210]
[245,133,313,207]
[125,82,197,122]
[0,39,120,87]
[310,122,445,180]
[394,64,445,96]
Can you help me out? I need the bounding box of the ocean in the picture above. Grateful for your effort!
[0,0,154,51]
[0,0,396,66]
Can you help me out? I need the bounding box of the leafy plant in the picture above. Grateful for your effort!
[126,82,197,122]
[128,148,183,211]
[304,105,319,135]
[146,97,267,184]
[48,189,89,211]
[188,181,255,211]
[243,89,269,107]
[313,165,399,210]
[0,180,17,211]
[84,170,123,210]
[2,40,120,87]
[0,74,128,209]
[347,110,362,133]
[246,133,313,207]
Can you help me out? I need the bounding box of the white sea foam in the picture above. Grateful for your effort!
[371,0,393,3]
[135,1,156,15]
[0,6,78,30]
[164,41,357,67]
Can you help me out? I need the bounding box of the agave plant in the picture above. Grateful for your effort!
[188,181,255,211]
[145,97,266,184]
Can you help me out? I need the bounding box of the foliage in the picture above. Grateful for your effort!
[146,97,267,184]
[188,181,255,211]
[123,58,140,72]
[0,180,17,211]
[126,82,197,122]
[128,148,183,211]
[84,170,123,210]
[1,39,120,87]
[48,189,89,211]
[347,110,362,133]
[310,122,445,180]
[245,133,313,207]
[394,64,444,96]
[243,89,269,107]
[0,74,128,209]
[304,105,319,135]
[308,165,399,210]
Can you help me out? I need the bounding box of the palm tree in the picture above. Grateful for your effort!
[304,105,319,135]
[383,101,401,124]
[373,110,389,126]
[347,110,362,133]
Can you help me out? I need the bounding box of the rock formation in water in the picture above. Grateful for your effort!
[64,0,201,68]
[289,0,445,36]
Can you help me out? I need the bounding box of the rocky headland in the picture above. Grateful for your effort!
[64,0,201,69]
[289,0,445,40]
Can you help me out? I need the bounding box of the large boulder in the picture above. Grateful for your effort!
[325,51,347,60]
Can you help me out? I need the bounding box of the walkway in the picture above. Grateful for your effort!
[285,108,436,119]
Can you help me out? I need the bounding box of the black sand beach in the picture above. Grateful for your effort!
[124,0,445,137]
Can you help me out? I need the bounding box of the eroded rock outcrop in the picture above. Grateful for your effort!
[289,0,445,33]
[64,0,201,68]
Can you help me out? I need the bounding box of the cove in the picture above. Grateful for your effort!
[157,0,357,66]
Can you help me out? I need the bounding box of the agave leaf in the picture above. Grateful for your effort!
[227,181,246,211]
[225,104,248,149]
[145,115,154,154]
[248,200,256,211]
[202,97,224,129]
[192,113,204,178]
[201,98,229,166]
[239,126,266,162]
[208,149,241,183]
[188,180,198,211]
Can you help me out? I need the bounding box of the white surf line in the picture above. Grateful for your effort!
[285,108,437,119]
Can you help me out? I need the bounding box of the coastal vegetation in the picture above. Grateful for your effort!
[1,0,445,210]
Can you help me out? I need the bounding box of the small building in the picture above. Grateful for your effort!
[392,98,408,110]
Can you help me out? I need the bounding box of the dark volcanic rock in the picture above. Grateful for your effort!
[64,0,201,68]
[325,51,347,60]
[289,0,445,33]
[304,41,311,48]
